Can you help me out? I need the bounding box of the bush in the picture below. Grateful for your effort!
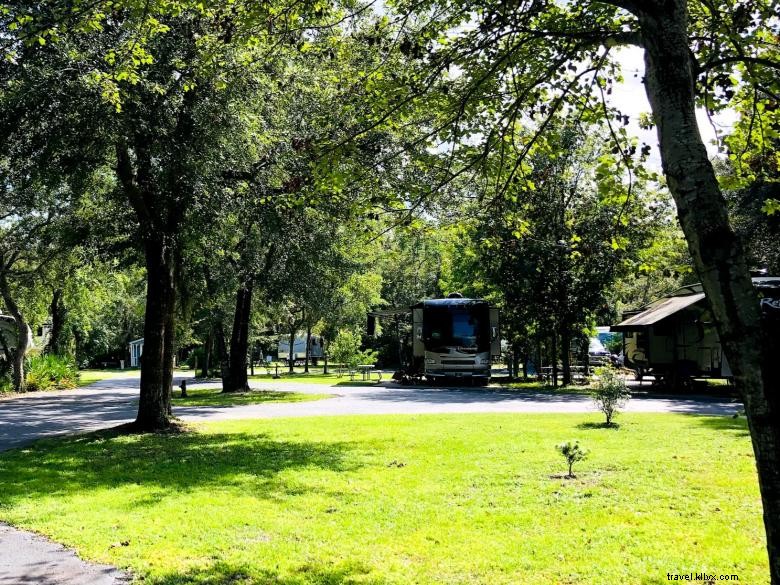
[329,329,378,376]
[592,366,631,426]
[25,354,78,392]
[556,440,588,478]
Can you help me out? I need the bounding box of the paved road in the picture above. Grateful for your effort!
[1,372,742,452]
[0,372,742,584]
[0,524,127,585]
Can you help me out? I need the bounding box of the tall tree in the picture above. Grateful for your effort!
[1,1,347,428]
[371,0,780,576]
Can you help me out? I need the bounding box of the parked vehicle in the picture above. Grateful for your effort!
[278,334,325,365]
[369,294,501,384]
[588,336,612,367]
[611,276,780,389]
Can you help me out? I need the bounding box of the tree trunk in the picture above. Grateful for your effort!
[551,332,558,388]
[637,3,780,580]
[134,235,176,430]
[223,283,253,393]
[216,321,231,391]
[0,273,29,393]
[561,328,572,386]
[47,288,67,356]
[288,328,296,374]
[304,324,311,374]
[201,327,212,379]
[324,345,329,374]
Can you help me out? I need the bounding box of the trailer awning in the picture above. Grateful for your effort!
[611,293,706,331]
[368,306,411,317]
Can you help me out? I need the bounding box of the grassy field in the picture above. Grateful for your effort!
[249,372,382,386]
[0,413,766,584]
[76,369,140,387]
[172,387,333,407]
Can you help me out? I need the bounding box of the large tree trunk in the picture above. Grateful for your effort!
[47,288,67,356]
[134,236,176,430]
[223,283,253,393]
[0,274,29,393]
[637,2,780,580]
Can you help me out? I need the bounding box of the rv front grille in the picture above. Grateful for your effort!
[440,359,475,365]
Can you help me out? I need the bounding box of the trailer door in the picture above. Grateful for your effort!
[489,308,501,358]
[412,307,425,358]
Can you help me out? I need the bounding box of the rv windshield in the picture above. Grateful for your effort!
[423,306,489,353]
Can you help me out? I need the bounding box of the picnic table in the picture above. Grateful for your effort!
[352,364,382,382]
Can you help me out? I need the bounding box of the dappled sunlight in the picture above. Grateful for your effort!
[0,428,365,505]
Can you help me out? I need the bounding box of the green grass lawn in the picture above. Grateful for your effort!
[76,369,140,387]
[502,380,593,394]
[0,413,766,584]
[172,387,333,407]
[249,372,382,386]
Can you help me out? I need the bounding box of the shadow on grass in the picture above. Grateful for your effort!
[0,427,363,506]
[152,559,389,585]
[576,421,621,430]
[689,413,750,437]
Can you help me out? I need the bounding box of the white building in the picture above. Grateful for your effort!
[129,338,144,367]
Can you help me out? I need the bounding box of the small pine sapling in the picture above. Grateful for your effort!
[556,440,588,478]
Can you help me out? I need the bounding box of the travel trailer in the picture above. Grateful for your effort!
[611,276,780,388]
[278,334,325,364]
[369,294,501,383]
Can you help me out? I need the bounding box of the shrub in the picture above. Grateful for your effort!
[25,354,78,392]
[556,440,588,478]
[329,329,378,376]
[592,366,631,426]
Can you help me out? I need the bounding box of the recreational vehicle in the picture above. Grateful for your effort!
[611,276,780,388]
[370,294,501,383]
[278,334,325,364]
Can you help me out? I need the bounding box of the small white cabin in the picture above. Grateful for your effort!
[129,338,144,367]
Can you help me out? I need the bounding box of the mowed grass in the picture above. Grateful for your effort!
[0,413,766,584]
[172,387,333,407]
[249,372,382,386]
[76,369,140,387]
